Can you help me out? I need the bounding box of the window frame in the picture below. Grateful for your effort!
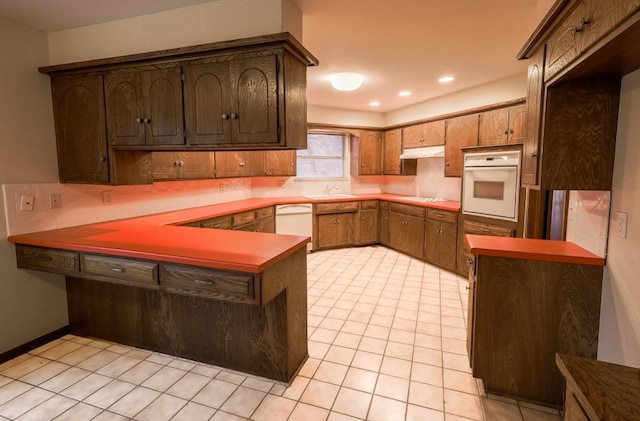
[294,129,351,181]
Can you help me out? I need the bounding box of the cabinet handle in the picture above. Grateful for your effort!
[239,162,245,167]
[194,279,213,286]
[466,257,474,265]
[482,228,490,233]
[290,163,294,167]
[178,160,185,167]
[465,285,470,291]
[143,118,150,124]
[571,18,590,35]
[230,113,238,119]
[531,152,537,158]
[503,129,509,135]
[222,113,229,120]
[361,163,365,167]
[136,118,143,123]
[98,156,106,162]
[437,214,444,218]
[361,216,365,220]
[446,162,450,167]
[108,267,124,273]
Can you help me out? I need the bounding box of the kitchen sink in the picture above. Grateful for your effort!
[402,196,446,203]
[303,193,357,199]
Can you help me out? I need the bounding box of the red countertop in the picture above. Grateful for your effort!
[465,234,605,266]
[8,194,460,274]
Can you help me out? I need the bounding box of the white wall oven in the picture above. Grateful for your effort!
[462,150,521,222]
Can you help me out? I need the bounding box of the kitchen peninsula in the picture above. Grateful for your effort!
[8,194,459,383]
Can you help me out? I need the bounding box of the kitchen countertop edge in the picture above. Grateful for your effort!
[465,234,605,266]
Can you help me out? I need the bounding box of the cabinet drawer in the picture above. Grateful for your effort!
[315,201,359,214]
[232,210,256,227]
[379,201,389,210]
[390,203,425,218]
[255,206,274,219]
[464,220,514,237]
[427,208,457,224]
[200,215,232,229]
[81,254,158,286]
[545,2,583,81]
[360,200,378,210]
[16,245,79,274]
[160,264,257,304]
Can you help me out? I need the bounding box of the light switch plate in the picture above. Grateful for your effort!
[20,195,34,211]
[49,193,62,209]
[616,211,628,239]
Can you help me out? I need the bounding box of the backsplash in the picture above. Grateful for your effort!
[2,174,420,237]
[2,179,252,236]
[565,190,611,257]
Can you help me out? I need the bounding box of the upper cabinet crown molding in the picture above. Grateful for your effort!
[38,32,318,75]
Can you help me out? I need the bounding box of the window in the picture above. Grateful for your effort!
[296,133,347,179]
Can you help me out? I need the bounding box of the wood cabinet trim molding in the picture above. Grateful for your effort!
[39,32,318,75]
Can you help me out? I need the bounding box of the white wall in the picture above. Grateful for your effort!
[598,68,640,367]
[0,16,68,354]
[47,0,301,65]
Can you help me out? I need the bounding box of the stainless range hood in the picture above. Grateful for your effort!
[399,145,445,159]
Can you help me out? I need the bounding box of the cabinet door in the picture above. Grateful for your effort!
[383,129,402,175]
[356,130,382,175]
[357,209,378,245]
[445,114,479,177]
[406,214,425,259]
[264,150,296,176]
[379,209,390,246]
[580,1,617,53]
[507,104,527,144]
[51,75,110,184]
[401,124,423,149]
[255,216,275,233]
[423,120,446,146]
[179,152,215,179]
[229,56,278,145]
[183,63,232,146]
[545,1,583,81]
[317,215,341,249]
[215,151,264,177]
[522,47,546,187]
[478,108,509,146]
[152,152,181,180]
[142,68,185,146]
[337,213,356,246]
[424,219,440,265]
[440,222,458,272]
[105,72,146,146]
[466,267,476,364]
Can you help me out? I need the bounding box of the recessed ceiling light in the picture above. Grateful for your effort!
[330,72,364,91]
[369,101,380,107]
[439,76,455,83]
[399,90,411,96]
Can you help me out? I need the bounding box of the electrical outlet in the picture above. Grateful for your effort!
[49,193,62,209]
[616,212,628,238]
[20,195,34,211]
[102,191,112,206]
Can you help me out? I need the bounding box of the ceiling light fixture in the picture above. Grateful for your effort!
[369,101,380,107]
[439,76,455,83]
[399,90,411,96]
[330,72,363,91]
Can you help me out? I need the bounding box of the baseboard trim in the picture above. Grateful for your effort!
[0,325,70,364]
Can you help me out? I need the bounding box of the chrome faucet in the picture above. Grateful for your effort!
[326,184,339,196]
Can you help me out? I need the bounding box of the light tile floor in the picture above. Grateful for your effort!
[0,246,563,421]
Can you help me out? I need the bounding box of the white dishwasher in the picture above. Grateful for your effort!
[275,204,313,252]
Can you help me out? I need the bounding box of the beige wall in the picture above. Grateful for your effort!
[598,68,640,367]
[0,16,68,354]
[47,0,301,65]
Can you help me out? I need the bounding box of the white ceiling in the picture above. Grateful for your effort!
[0,0,552,113]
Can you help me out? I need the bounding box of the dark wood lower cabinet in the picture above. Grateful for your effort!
[469,255,603,406]
[316,213,356,249]
[65,248,308,383]
[424,209,457,272]
[388,204,425,259]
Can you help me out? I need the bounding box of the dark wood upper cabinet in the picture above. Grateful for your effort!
[352,130,383,175]
[522,47,545,187]
[51,75,109,184]
[264,150,296,176]
[229,56,278,145]
[444,114,479,177]
[105,68,184,147]
[183,62,231,146]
